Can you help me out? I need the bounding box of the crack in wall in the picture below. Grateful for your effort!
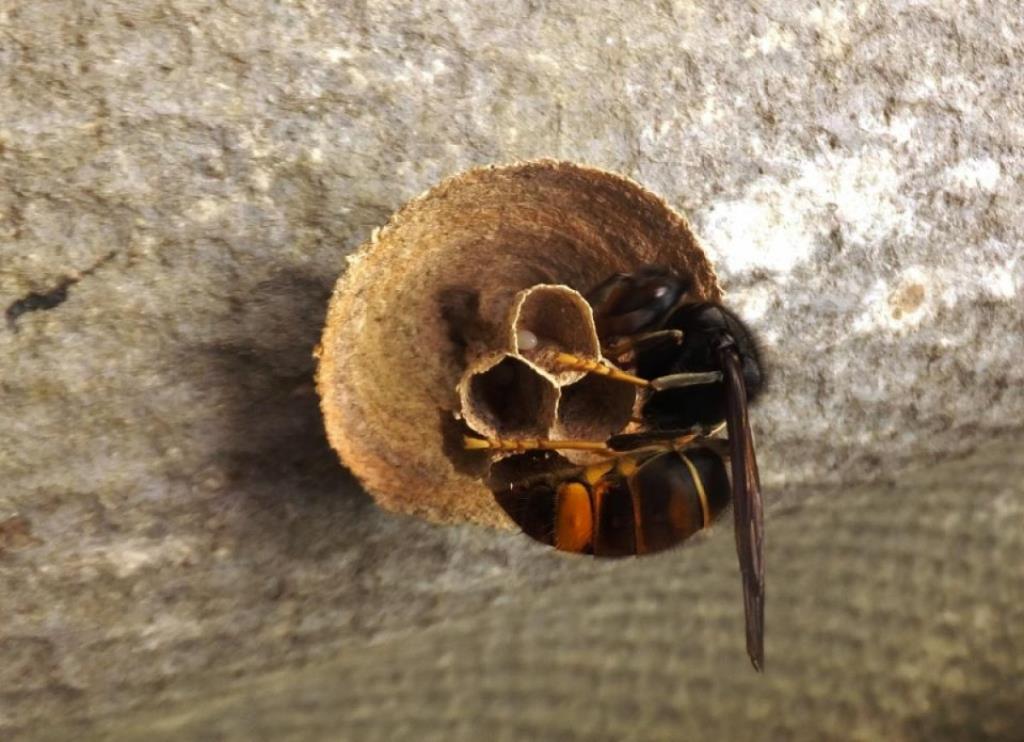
[5,251,117,332]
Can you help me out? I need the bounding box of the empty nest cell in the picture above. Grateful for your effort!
[459,354,558,440]
[553,374,636,443]
[512,285,599,356]
[511,285,602,384]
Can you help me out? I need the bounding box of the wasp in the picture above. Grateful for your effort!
[467,431,730,555]
[465,266,766,670]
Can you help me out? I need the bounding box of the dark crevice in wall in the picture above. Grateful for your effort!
[5,251,117,331]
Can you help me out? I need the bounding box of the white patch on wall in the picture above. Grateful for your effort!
[346,66,369,94]
[699,94,723,127]
[852,267,931,335]
[723,282,775,323]
[190,197,225,222]
[944,157,1002,192]
[81,538,198,579]
[697,150,912,276]
[856,111,918,145]
[943,246,1019,304]
[818,152,912,246]
[322,47,353,63]
[699,195,810,274]
[984,265,1017,300]
[742,21,797,59]
[851,243,1018,336]
[249,169,271,193]
[806,5,852,58]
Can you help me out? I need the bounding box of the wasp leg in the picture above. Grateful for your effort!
[604,329,684,359]
[545,352,721,393]
[707,421,727,437]
[606,429,700,451]
[548,352,651,387]
[464,436,612,454]
[650,370,723,391]
[612,425,727,453]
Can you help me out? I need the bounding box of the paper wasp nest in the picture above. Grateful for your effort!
[457,284,635,447]
[317,161,721,528]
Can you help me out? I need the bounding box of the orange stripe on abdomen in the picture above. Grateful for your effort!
[554,482,594,553]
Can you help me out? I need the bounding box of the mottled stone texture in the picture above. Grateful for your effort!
[40,441,1024,742]
[0,0,1021,738]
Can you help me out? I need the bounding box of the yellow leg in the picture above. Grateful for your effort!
[464,436,612,453]
[551,352,651,387]
[549,352,721,392]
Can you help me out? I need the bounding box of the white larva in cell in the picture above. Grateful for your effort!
[516,328,539,351]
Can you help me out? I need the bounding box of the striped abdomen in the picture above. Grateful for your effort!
[498,447,731,557]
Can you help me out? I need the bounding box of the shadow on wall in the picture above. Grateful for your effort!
[178,265,375,560]
[904,681,1024,742]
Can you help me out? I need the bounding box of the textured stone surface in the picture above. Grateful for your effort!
[1,0,1022,737]
[33,440,1024,741]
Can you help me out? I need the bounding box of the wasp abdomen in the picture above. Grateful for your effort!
[502,447,729,557]
[630,449,730,554]
[554,482,594,553]
[593,478,637,557]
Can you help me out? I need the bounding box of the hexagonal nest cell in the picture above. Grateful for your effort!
[511,285,600,377]
[457,282,637,463]
[460,354,558,440]
[317,160,721,528]
[553,374,637,444]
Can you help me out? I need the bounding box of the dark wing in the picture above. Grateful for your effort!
[719,346,765,671]
[584,271,632,310]
[586,268,687,340]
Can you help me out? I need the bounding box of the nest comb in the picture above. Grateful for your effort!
[316,160,721,528]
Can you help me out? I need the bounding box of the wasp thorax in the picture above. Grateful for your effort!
[457,284,636,459]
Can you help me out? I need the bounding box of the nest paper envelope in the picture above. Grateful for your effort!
[317,160,722,527]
